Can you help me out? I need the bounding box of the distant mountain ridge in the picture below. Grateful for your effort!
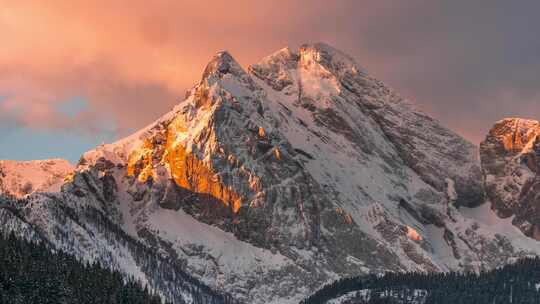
[0,159,73,197]
[1,43,539,304]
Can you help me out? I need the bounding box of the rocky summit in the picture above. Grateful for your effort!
[481,118,540,240]
[1,43,540,304]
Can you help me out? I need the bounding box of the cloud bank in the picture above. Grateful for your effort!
[1,1,539,143]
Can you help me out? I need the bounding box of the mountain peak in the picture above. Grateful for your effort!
[15,43,540,304]
[256,47,300,69]
[299,42,355,62]
[249,42,367,95]
[481,117,540,237]
[495,117,539,128]
[201,50,246,83]
[485,117,540,152]
[298,42,364,76]
[252,42,363,76]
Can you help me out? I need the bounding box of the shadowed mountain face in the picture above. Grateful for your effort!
[1,43,540,304]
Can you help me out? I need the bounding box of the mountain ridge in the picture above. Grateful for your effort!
[0,159,74,198]
[1,43,539,304]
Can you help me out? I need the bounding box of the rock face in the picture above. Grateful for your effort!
[250,44,484,208]
[480,118,540,239]
[2,43,540,304]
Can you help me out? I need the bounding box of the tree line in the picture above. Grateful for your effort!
[0,232,168,304]
[0,194,237,304]
[302,257,540,304]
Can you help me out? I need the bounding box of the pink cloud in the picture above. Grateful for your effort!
[0,1,405,136]
[4,0,535,146]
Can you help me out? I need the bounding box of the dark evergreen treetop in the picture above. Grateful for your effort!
[0,232,169,304]
[302,257,540,304]
[0,194,237,304]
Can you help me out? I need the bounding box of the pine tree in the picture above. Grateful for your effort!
[0,232,173,304]
[302,256,540,304]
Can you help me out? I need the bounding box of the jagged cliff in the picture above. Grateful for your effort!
[481,118,540,240]
[1,43,540,304]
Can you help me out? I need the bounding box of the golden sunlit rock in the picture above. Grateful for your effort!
[127,139,155,183]
[63,172,75,184]
[165,119,243,214]
[489,118,540,152]
[481,118,540,238]
[258,126,266,138]
[501,130,532,152]
[274,148,281,160]
[406,226,422,242]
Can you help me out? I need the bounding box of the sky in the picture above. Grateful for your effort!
[1,1,539,163]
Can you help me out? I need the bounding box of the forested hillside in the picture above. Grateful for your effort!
[0,233,168,304]
[302,258,540,304]
[0,193,237,304]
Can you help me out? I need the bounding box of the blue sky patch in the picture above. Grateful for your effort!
[0,124,116,164]
[55,96,89,118]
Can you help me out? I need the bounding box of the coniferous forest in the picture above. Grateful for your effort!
[302,257,540,304]
[0,233,169,304]
[3,223,540,304]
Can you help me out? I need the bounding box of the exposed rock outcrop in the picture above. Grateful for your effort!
[480,118,540,239]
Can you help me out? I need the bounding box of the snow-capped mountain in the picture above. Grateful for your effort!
[0,159,73,198]
[1,43,539,304]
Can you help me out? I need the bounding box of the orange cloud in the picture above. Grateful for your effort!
[5,0,535,147]
[1,1,403,136]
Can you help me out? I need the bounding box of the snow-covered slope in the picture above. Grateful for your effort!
[0,159,73,197]
[0,192,235,304]
[1,43,539,304]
